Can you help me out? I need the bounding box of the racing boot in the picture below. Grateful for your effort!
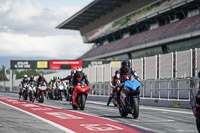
[107,97,112,106]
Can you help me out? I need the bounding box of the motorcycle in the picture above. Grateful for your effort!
[37,81,47,103]
[22,83,28,100]
[117,74,141,119]
[72,81,90,110]
[54,81,65,100]
[58,84,65,101]
[47,87,54,100]
[28,82,36,102]
[190,87,200,132]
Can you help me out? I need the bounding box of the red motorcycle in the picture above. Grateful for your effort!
[72,81,90,110]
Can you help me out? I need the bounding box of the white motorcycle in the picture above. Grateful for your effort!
[28,82,36,102]
[38,81,47,103]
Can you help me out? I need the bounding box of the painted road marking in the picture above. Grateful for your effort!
[31,108,52,110]
[22,104,40,107]
[0,101,76,133]
[0,96,153,133]
[80,124,123,131]
[87,101,193,115]
[41,102,159,133]
[45,112,83,119]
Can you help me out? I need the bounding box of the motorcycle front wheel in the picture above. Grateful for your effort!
[80,94,86,110]
[132,97,139,119]
[38,93,44,103]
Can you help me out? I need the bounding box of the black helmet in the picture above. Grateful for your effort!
[39,74,43,78]
[71,69,75,75]
[30,75,34,80]
[121,59,131,73]
[198,71,200,78]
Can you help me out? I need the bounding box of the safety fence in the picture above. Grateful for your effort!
[89,78,199,101]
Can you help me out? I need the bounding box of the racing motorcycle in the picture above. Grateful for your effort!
[37,81,47,103]
[54,81,65,100]
[117,74,141,119]
[190,85,200,132]
[72,81,90,110]
[47,87,54,100]
[22,83,29,100]
[28,81,36,102]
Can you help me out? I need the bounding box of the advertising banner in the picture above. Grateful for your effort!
[49,60,82,70]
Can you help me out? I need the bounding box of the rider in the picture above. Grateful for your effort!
[116,59,140,104]
[61,69,75,102]
[195,71,200,132]
[71,67,90,95]
[19,74,29,99]
[107,70,120,106]
[36,74,47,99]
[49,76,57,88]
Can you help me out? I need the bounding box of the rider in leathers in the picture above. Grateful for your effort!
[116,60,140,104]
[107,70,120,106]
[36,74,48,99]
[19,74,29,99]
[71,67,90,95]
[28,75,36,97]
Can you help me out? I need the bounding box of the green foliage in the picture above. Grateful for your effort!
[0,66,55,81]
[13,69,54,79]
[0,66,8,81]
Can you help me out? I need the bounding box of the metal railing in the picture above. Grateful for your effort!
[89,78,199,101]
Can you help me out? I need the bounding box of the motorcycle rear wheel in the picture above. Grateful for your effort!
[72,102,77,110]
[23,92,27,100]
[119,108,128,117]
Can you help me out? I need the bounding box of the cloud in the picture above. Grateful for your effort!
[0,32,90,59]
[0,0,92,59]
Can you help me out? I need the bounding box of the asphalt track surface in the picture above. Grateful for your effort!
[0,92,197,133]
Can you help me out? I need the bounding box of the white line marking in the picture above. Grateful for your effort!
[0,101,76,133]
[87,101,193,115]
[41,103,160,133]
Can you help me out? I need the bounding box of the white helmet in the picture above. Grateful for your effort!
[76,66,83,72]
[24,74,28,78]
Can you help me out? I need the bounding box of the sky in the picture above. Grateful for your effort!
[0,0,94,67]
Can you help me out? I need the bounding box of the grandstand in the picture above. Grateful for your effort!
[57,0,200,60]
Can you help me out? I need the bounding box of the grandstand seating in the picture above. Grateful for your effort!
[80,14,200,59]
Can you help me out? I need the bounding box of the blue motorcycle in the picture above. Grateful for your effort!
[118,74,141,119]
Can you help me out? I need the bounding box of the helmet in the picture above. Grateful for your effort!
[76,67,82,73]
[53,76,57,80]
[58,77,62,80]
[76,67,83,76]
[39,74,43,78]
[71,69,75,75]
[198,71,200,78]
[30,75,34,80]
[24,74,28,78]
[115,70,120,79]
[121,59,131,73]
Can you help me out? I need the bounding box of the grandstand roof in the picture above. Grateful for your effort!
[56,0,130,30]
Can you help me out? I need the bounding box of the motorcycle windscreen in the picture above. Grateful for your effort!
[124,80,141,91]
